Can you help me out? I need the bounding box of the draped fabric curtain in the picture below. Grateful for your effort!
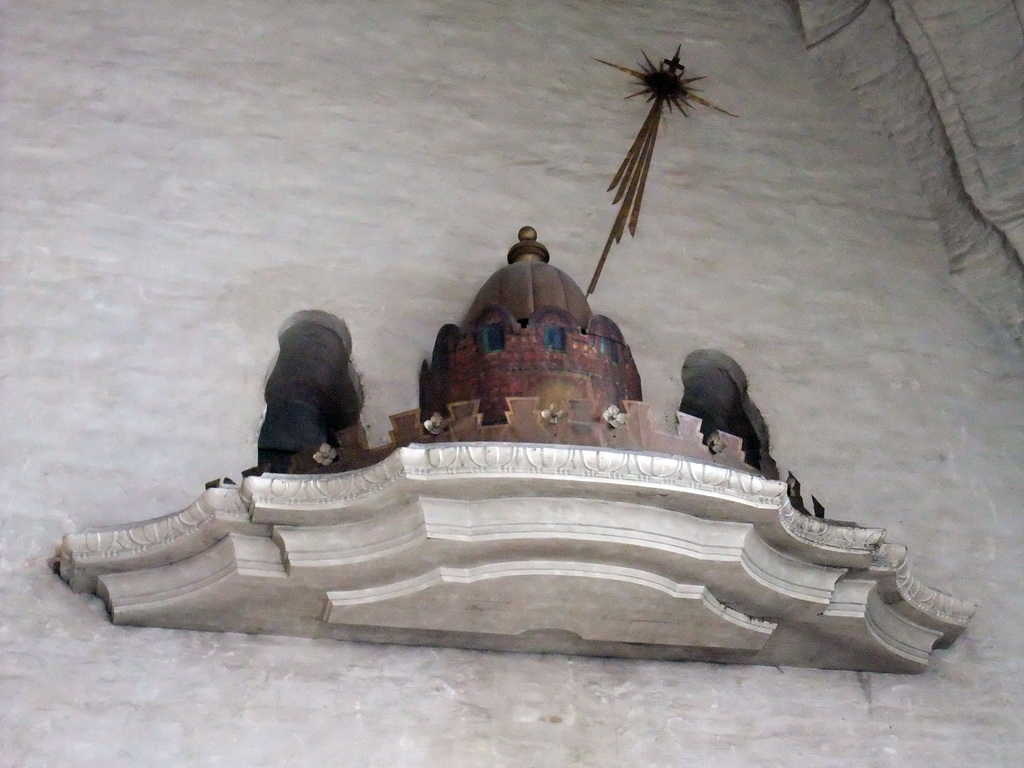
[795,0,1024,343]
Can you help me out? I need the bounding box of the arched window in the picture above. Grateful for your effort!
[598,337,619,363]
[543,325,566,352]
[481,323,505,353]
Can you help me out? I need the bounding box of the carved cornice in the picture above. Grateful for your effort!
[241,452,406,514]
[872,543,976,632]
[402,443,779,502]
[242,443,783,524]
[58,442,973,672]
[777,498,887,554]
[59,487,262,593]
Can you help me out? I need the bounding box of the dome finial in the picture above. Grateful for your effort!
[507,225,550,264]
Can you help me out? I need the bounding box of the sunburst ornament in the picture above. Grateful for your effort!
[587,46,736,296]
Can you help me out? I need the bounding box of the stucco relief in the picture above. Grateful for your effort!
[57,442,974,673]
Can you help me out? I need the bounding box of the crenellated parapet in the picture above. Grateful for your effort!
[421,307,641,426]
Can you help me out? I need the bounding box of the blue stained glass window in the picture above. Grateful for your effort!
[481,323,505,353]
[599,337,619,363]
[544,326,566,352]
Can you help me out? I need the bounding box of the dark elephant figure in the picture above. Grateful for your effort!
[679,349,777,479]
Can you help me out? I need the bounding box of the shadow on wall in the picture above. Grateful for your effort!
[257,310,363,473]
[678,349,778,479]
[792,0,1024,344]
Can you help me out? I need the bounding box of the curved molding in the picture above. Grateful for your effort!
[57,442,973,672]
[824,578,944,665]
[325,560,777,650]
[871,543,977,633]
[896,560,975,626]
[97,534,286,626]
[241,443,784,524]
[739,532,841,603]
[275,503,427,568]
[777,498,887,553]
[863,588,942,665]
[276,497,844,609]
[420,497,750,558]
[67,490,224,559]
[241,453,405,512]
[401,443,782,504]
[58,488,262,593]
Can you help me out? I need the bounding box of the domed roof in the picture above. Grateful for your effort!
[463,227,592,329]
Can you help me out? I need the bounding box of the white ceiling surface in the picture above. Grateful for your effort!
[1,0,1022,765]
[796,0,1024,341]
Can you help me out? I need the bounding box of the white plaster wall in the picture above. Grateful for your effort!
[2,0,1022,765]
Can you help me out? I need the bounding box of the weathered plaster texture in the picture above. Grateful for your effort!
[1,0,1022,766]
[796,0,1024,341]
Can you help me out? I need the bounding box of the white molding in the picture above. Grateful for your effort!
[58,442,975,672]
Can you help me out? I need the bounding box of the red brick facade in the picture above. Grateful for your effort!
[421,305,642,425]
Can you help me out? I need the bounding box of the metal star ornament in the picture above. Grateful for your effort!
[587,46,736,296]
